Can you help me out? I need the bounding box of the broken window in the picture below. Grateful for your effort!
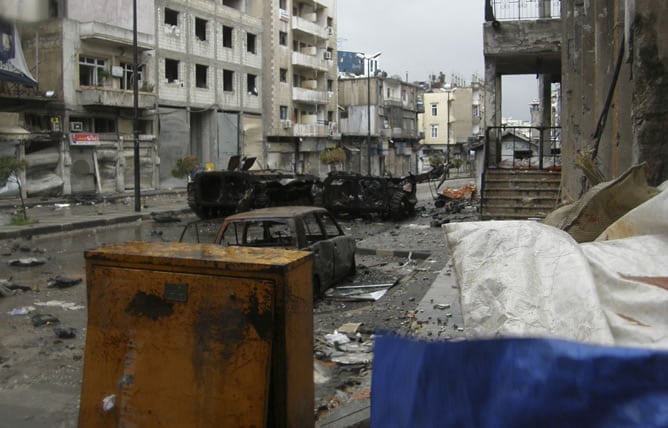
[279,31,288,46]
[247,33,257,54]
[327,79,333,92]
[222,25,233,48]
[321,213,342,238]
[195,64,208,88]
[165,58,179,83]
[195,17,207,41]
[164,8,178,26]
[247,74,258,95]
[223,69,234,92]
[120,63,144,90]
[79,56,106,86]
[279,0,287,10]
[280,68,287,83]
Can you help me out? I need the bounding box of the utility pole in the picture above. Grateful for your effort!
[133,0,141,212]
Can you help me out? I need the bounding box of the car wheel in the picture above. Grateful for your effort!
[312,276,321,301]
[390,191,411,220]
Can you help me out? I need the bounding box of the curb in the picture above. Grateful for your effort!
[0,208,193,240]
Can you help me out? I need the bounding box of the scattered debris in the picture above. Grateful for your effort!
[47,276,83,289]
[151,211,181,223]
[30,313,60,327]
[53,327,76,339]
[8,257,47,267]
[102,395,116,412]
[0,283,15,297]
[337,323,363,336]
[34,301,84,311]
[434,303,451,310]
[324,331,351,346]
[8,306,36,316]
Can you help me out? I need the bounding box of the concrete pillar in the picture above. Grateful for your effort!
[539,74,552,166]
[484,59,502,166]
[631,0,668,186]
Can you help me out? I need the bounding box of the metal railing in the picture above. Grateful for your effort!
[487,0,561,21]
[484,125,561,170]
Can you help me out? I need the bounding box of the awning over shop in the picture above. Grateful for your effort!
[0,19,38,87]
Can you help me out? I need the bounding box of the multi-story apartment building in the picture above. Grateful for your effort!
[154,0,264,186]
[418,77,485,171]
[2,0,340,196]
[338,74,423,177]
[3,0,158,196]
[262,0,339,175]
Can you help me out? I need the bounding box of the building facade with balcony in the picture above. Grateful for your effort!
[262,0,339,176]
[2,0,158,196]
[418,77,485,173]
[338,74,423,177]
[154,0,264,186]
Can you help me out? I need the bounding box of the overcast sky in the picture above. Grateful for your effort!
[337,0,537,121]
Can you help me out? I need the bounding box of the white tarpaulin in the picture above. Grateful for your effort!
[444,184,668,349]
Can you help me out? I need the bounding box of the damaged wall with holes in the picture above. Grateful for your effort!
[561,0,668,199]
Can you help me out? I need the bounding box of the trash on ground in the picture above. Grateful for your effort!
[337,323,363,335]
[331,353,373,365]
[325,281,394,302]
[0,283,15,297]
[324,331,351,346]
[47,276,83,289]
[8,258,47,267]
[440,183,477,200]
[53,327,76,339]
[8,306,36,316]
[34,301,84,311]
[31,313,60,327]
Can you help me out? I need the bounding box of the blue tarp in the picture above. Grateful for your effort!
[371,336,668,427]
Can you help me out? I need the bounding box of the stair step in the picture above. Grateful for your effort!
[483,188,560,198]
[483,196,558,206]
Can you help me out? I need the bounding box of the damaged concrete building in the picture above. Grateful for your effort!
[1,0,340,197]
[1,0,159,196]
[482,0,668,218]
[338,74,423,177]
[262,0,340,175]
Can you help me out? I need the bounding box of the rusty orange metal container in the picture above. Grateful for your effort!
[79,242,314,428]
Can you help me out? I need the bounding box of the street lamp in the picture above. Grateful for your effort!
[357,51,381,175]
[132,0,141,212]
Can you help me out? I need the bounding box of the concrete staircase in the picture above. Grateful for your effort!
[481,169,561,219]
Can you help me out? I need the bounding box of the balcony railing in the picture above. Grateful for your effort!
[485,125,561,170]
[487,0,561,21]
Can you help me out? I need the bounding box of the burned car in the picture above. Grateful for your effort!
[314,171,418,220]
[187,156,319,219]
[203,206,356,295]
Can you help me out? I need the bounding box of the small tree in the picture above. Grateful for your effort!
[171,156,199,179]
[0,155,30,222]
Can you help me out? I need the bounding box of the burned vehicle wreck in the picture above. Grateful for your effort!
[314,171,418,220]
[187,157,319,219]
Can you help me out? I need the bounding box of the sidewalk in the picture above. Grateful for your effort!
[0,189,191,240]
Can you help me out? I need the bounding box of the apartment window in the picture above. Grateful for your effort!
[164,8,178,26]
[279,68,288,83]
[280,105,288,120]
[195,64,208,88]
[279,0,287,10]
[431,124,439,138]
[327,17,333,27]
[223,0,242,9]
[327,79,333,92]
[431,103,438,116]
[247,33,257,54]
[328,111,334,124]
[222,25,233,48]
[223,69,234,92]
[247,74,257,95]
[120,63,145,90]
[473,105,480,118]
[165,58,179,83]
[195,17,207,41]
[279,31,287,46]
[79,56,106,86]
